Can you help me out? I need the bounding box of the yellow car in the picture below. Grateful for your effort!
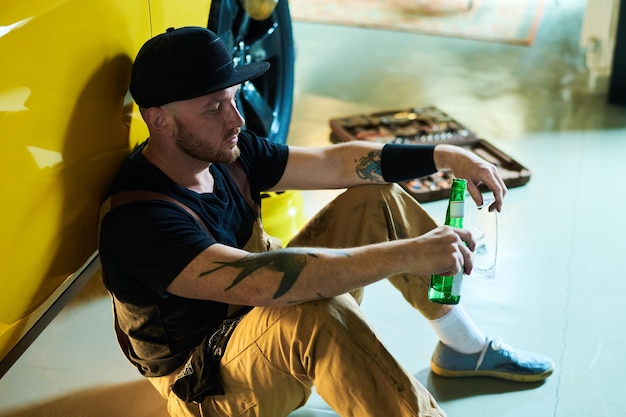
[0,0,295,375]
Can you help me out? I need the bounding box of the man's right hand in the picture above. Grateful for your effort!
[409,226,476,277]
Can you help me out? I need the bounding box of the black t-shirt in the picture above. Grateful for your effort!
[99,130,289,376]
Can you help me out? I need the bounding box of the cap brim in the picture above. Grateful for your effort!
[201,61,270,96]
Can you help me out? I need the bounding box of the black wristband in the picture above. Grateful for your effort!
[380,143,438,183]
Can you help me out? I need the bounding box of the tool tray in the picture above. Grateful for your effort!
[329,106,531,202]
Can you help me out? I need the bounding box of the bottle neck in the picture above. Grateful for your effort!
[445,181,466,227]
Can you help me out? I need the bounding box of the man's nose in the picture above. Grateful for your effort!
[227,101,245,128]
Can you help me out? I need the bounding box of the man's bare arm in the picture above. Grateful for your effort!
[165,226,476,307]
[271,141,507,212]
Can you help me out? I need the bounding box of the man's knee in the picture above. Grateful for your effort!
[257,295,372,350]
[289,182,434,249]
[294,295,378,349]
[294,294,363,329]
[336,183,403,203]
[232,295,364,348]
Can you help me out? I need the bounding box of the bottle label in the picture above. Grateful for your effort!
[451,271,463,294]
[449,200,464,218]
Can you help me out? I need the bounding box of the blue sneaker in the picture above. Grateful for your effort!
[431,337,554,382]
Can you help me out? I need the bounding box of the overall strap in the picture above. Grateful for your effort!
[108,190,211,234]
[99,159,256,235]
[99,190,212,363]
[98,161,259,359]
[225,160,259,216]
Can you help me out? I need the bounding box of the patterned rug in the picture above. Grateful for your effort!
[289,0,547,46]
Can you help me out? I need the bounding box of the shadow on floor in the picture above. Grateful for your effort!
[416,368,546,402]
[0,380,168,417]
[0,366,547,417]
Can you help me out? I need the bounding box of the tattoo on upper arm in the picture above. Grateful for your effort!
[356,150,384,182]
[199,248,348,299]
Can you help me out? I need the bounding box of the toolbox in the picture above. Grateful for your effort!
[329,106,531,203]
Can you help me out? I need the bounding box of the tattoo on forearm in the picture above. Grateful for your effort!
[356,150,384,182]
[199,248,348,299]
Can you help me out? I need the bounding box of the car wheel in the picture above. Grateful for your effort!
[208,0,295,144]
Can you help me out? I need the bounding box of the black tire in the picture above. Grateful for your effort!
[208,0,295,144]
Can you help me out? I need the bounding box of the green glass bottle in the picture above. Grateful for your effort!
[428,178,467,304]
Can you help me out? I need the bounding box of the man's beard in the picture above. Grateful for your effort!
[174,117,241,164]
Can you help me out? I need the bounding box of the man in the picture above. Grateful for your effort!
[99,27,553,417]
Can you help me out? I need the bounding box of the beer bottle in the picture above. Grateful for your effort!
[428,178,467,304]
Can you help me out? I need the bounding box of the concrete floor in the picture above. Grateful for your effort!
[2,1,626,416]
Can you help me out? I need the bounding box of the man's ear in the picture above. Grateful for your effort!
[143,107,174,135]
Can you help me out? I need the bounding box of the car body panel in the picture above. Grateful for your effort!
[0,0,212,366]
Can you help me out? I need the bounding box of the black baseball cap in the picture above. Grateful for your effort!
[129,26,270,108]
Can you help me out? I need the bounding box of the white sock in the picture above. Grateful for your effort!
[429,305,487,354]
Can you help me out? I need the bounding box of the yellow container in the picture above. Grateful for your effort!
[261,190,308,245]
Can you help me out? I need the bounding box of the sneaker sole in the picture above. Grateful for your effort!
[431,361,554,383]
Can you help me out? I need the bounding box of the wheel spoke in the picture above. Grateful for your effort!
[249,23,281,61]
[241,81,274,136]
[209,0,294,143]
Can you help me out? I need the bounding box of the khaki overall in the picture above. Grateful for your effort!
[147,184,447,417]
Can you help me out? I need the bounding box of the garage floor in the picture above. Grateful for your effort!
[2,1,626,416]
